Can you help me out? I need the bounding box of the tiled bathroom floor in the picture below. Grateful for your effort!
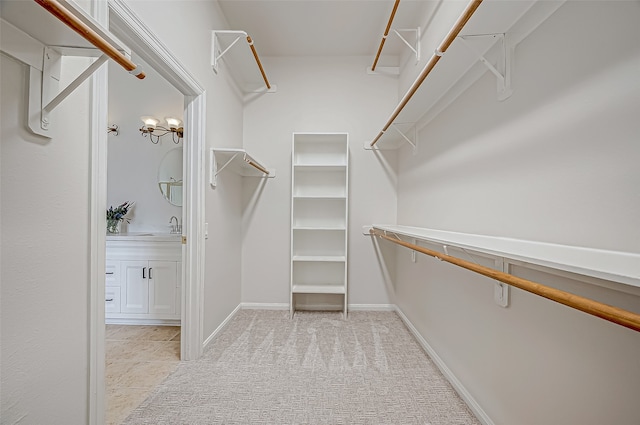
[105,325,181,425]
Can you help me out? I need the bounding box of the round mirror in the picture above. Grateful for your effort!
[157,148,183,206]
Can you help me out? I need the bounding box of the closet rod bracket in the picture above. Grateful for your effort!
[211,30,275,92]
[364,123,417,151]
[30,46,110,137]
[368,27,421,73]
[392,27,421,64]
[458,33,513,101]
[494,257,510,307]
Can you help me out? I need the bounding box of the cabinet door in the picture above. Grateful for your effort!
[148,261,177,315]
[120,260,149,314]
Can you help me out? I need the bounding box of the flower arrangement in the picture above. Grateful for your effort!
[106,201,134,233]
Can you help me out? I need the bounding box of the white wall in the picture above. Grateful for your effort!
[107,59,183,234]
[1,54,92,424]
[392,2,640,424]
[124,0,245,340]
[241,56,398,307]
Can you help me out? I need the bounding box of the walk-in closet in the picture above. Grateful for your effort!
[1,0,639,424]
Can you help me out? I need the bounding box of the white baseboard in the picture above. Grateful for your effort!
[348,303,396,311]
[239,303,397,312]
[106,319,180,326]
[240,302,289,310]
[202,304,242,351]
[394,307,494,425]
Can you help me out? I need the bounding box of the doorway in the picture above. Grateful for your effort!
[104,54,185,422]
[90,0,206,422]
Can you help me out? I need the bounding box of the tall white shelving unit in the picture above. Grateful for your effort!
[290,133,349,318]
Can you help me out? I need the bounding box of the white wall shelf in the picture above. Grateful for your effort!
[292,285,346,295]
[293,225,346,231]
[291,133,349,317]
[211,30,276,93]
[366,0,566,150]
[293,255,346,262]
[209,148,275,187]
[370,224,640,289]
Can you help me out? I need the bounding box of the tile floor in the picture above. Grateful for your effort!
[106,325,181,425]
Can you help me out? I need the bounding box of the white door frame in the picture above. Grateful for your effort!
[89,0,206,422]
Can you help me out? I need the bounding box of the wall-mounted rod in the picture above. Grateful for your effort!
[34,0,146,79]
[371,0,401,71]
[246,35,271,90]
[245,158,269,175]
[370,0,482,147]
[370,228,640,333]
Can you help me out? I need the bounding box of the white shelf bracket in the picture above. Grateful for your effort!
[411,238,417,262]
[390,123,417,150]
[210,150,239,188]
[494,257,510,307]
[29,46,109,137]
[211,30,276,93]
[391,27,421,64]
[458,34,513,101]
[209,148,274,188]
[211,31,246,74]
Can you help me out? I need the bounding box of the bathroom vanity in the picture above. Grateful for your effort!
[105,233,181,324]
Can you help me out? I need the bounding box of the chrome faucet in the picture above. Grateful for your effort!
[169,216,181,234]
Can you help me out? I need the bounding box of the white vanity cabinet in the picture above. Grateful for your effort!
[106,235,181,324]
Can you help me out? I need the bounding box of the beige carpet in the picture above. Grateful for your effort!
[122,310,480,425]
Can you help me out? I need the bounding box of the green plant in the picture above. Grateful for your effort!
[107,201,134,223]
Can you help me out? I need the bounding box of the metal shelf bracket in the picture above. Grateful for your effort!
[392,27,421,64]
[24,46,111,138]
[458,33,513,101]
[211,30,245,74]
[211,30,276,93]
[363,123,417,151]
[209,148,275,188]
[367,27,420,74]
[390,123,417,149]
[210,151,239,187]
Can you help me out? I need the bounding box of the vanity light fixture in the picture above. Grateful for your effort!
[107,124,119,135]
[139,116,183,144]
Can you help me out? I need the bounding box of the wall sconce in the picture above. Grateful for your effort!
[107,124,119,135]
[139,116,183,144]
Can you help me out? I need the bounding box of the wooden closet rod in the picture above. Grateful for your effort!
[371,0,401,72]
[34,0,146,79]
[370,229,640,333]
[245,158,269,175]
[246,35,271,90]
[370,0,482,147]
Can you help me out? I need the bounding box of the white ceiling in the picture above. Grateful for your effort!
[217,0,430,58]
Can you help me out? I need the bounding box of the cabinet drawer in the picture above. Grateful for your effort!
[105,261,120,286]
[105,287,121,313]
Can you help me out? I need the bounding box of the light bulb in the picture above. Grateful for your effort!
[165,117,182,130]
[141,116,159,130]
